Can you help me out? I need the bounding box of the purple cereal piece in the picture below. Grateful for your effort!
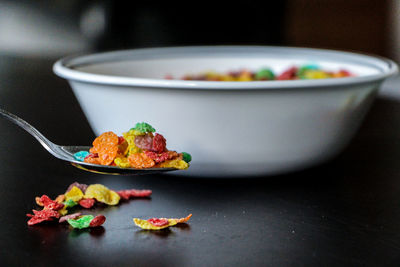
[134,134,153,150]
[65,182,88,194]
[59,212,82,223]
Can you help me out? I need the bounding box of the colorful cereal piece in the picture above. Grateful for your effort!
[131,122,156,133]
[63,199,78,208]
[123,131,143,155]
[182,152,192,163]
[277,66,298,80]
[37,195,64,211]
[59,212,82,223]
[84,153,100,164]
[64,186,84,203]
[90,131,119,165]
[133,214,192,230]
[67,215,94,229]
[302,70,331,79]
[148,218,169,227]
[174,214,193,223]
[237,70,253,81]
[117,136,129,155]
[134,133,153,150]
[89,215,106,227]
[97,145,119,166]
[114,156,131,168]
[255,68,275,80]
[84,184,120,205]
[158,159,189,170]
[78,198,96,209]
[128,153,155,169]
[55,194,65,203]
[27,209,60,225]
[92,131,119,150]
[152,133,166,153]
[133,218,178,230]
[144,151,170,163]
[73,151,90,162]
[66,182,88,194]
[117,189,152,200]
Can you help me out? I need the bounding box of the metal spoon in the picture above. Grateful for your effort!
[0,108,177,175]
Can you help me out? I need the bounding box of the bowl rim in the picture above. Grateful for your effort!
[53,45,399,90]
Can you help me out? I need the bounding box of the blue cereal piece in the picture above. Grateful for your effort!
[73,151,90,162]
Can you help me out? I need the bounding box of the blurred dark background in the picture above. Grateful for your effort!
[0,0,398,61]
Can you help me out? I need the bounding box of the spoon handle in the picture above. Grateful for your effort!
[0,108,56,154]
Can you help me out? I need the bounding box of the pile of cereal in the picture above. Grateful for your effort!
[26,181,192,231]
[73,122,191,170]
[165,64,353,81]
[27,182,152,228]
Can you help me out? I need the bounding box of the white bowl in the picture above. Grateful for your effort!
[53,46,398,177]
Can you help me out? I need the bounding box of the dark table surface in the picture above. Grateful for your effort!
[1,54,400,267]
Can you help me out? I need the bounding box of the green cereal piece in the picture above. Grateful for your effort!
[67,215,94,229]
[63,199,78,208]
[130,122,156,133]
[255,68,275,80]
[182,152,192,163]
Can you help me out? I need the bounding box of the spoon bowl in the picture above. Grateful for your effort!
[0,108,177,175]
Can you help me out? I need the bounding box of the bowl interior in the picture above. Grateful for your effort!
[69,46,385,80]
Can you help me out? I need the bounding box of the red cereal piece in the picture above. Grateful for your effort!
[118,136,125,145]
[134,134,153,150]
[147,218,169,227]
[39,195,64,211]
[27,209,60,225]
[79,198,96,209]
[144,151,170,163]
[59,212,82,223]
[277,66,298,80]
[117,189,152,200]
[152,133,166,153]
[89,214,106,227]
[84,153,100,164]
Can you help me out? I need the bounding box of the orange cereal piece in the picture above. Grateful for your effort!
[88,132,120,166]
[98,145,119,165]
[54,194,65,203]
[93,131,119,148]
[175,213,192,223]
[128,153,155,169]
[84,156,101,165]
[35,197,44,206]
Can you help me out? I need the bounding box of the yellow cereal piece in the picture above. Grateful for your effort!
[129,129,146,136]
[64,186,84,202]
[123,131,143,156]
[159,159,189,170]
[221,75,235,81]
[303,70,331,79]
[133,218,178,230]
[58,206,69,216]
[84,184,120,205]
[114,156,131,168]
